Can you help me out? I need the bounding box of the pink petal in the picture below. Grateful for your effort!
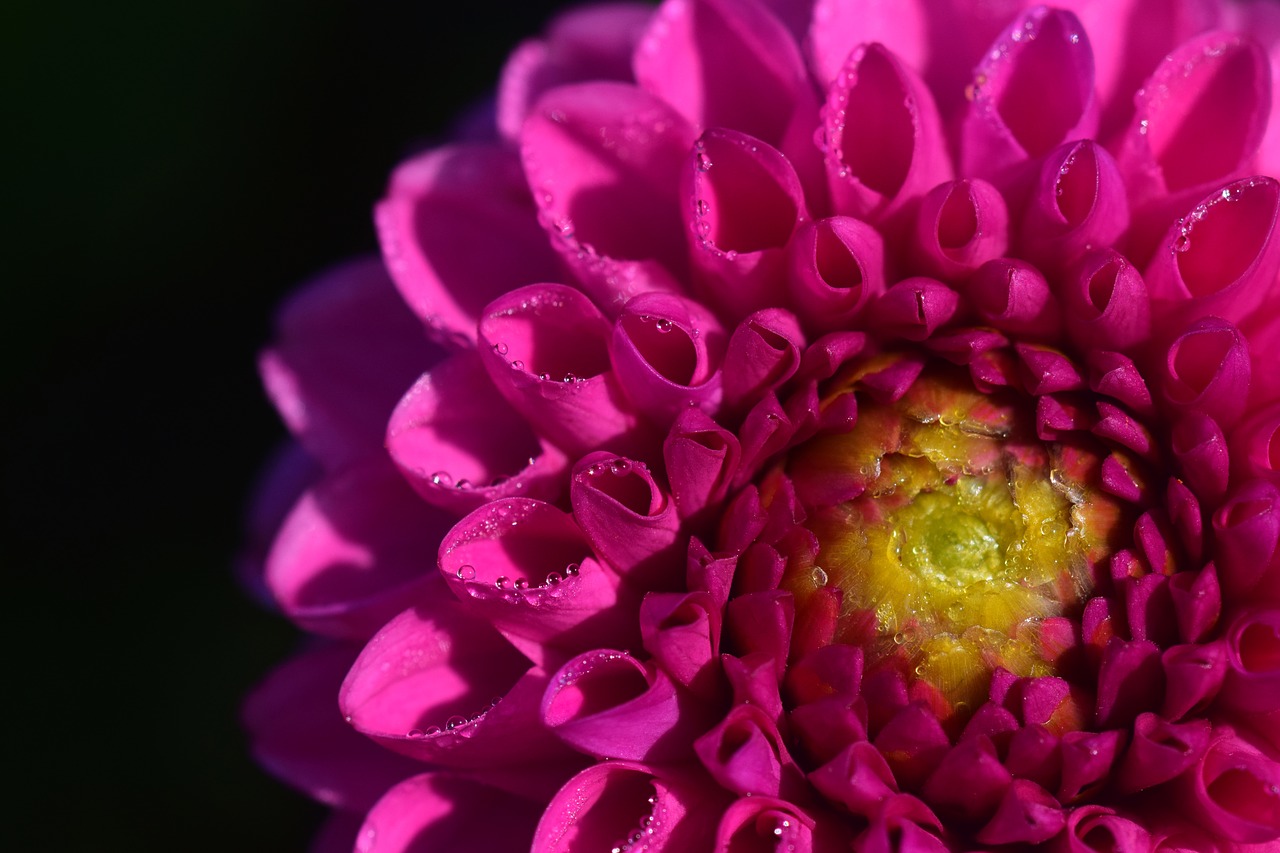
[438,498,638,667]
[723,652,785,721]
[1059,729,1127,802]
[375,146,561,345]
[495,3,653,141]
[1005,725,1063,791]
[873,702,950,790]
[1095,638,1164,728]
[1088,350,1155,417]
[1162,641,1228,721]
[822,42,951,224]
[964,258,1061,339]
[684,129,809,320]
[1145,177,1280,331]
[236,441,320,608]
[570,452,683,590]
[1220,608,1280,712]
[1159,316,1252,430]
[478,283,651,458]
[807,0,928,87]
[786,215,886,335]
[1114,712,1213,794]
[1058,805,1152,853]
[265,458,455,640]
[259,258,441,469]
[1061,249,1152,353]
[721,308,804,414]
[1020,140,1129,274]
[714,796,839,852]
[386,352,568,514]
[1178,731,1280,843]
[960,7,1097,186]
[975,779,1066,845]
[1212,479,1280,599]
[608,291,726,425]
[693,703,803,799]
[808,741,897,817]
[639,590,723,699]
[921,735,1013,822]
[1172,412,1230,509]
[854,794,948,853]
[244,643,421,811]
[1231,402,1280,485]
[663,407,742,528]
[635,0,824,200]
[355,772,544,853]
[725,590,795,681]
[910,178,1009,280]
[542,648,707,761]
[521,83,695,307]
[532,760,727,852]
[869,277,961,342]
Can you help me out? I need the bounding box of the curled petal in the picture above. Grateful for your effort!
[725,590,795,680]
[259,258,441,468]
[715,796,840,852]
[543,649,706,761]
[610,292,726,425]
[964,258,1061,339]
[532,761,727,852]
[1005,724,1062,792]
[1059,729,1127,802]
[1021,140,1129,273]
[1056,805,1152,853]
[685,129,809,320]
[387,353,567,513]
[976,779,1066,846]
[664,407,742,526]
[787,216,886,334]
[1114,712,1212,794]
[1088,350,1154,417]
[356,772,544,853]
[808,741,897,817]
[922,735,1013,822]
[478,283,649,458]
[721,308,804,413]
[375,146,560,344]
[640,590,723,699]
[1220,608,1280,712]
[438,499,637,667]
[873,702,950,790]
[1232,402,1280,485]
[823,42,951,224]
[1212,479,1280,599]
[571,452,683,590]
[1179,731,1280,843]
[265,458,454,640]
[694,703,803,799]
[522,83,695,307]
[1095,638,1164,729]
[1061,249,1151,353]
[1162,641,1228,721]
[961,7,1098,186]
[1159,316,1251,430]
[910,178,1008,280]
[1172,412,1230,509]
[869,277,961,342]
[1145,177,1280,330]
[495,3,653,140]
[855,794,948,853]
[1168,563,1222,644]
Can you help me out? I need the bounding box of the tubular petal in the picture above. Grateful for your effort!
[911,178,1009,280]
[693,703,804,799]
[714,796,835,852]
[1231,402,1280,485]
[1057,805,1152,853]
[1221,608,1280,712]
[1061,249,1152,353]
[1114,712,1212,793]
[1180,731,1280,843]
[721,308,804,413]
[787,216,886,335]
[639,590,723,698]
[869,277,961,342]
[1021,140,1129,274]
[1159,317,1252,430]
[1212,479,1280,599]
[975,779,1066,845]
[965,258,1062,339]
[663,407,742,528]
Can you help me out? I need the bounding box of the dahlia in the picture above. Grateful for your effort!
[244,0,1280,850]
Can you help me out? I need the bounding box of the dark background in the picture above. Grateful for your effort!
[7,1,567,848]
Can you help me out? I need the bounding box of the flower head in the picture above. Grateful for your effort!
[246,1,1280,850]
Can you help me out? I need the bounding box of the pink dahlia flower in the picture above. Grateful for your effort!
[245,0,1280,849]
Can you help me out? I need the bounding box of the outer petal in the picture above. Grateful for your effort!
[374,146,561,345]
[807,0,927,86]
[1178,731,1280,843]
[1220,608,1280,712]
[522,83,696,309]
[1159,316,1252,431]
[386,352,568,514]
[258,258,440,469]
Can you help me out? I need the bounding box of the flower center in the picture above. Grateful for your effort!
[780,361,1118,715]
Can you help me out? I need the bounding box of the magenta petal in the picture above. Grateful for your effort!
[873,702,950,790]
[1231,402,1280,485]
[921,735,1013,822]
[855,794,948,853]
[1145,177,1280,331]
[640,590,723,698]
[1061,249,1152,353]
[375,145,561,344]
[495,3,653,141]
[869,277,961,342]
[807,0,927,88]
[685,128,809,320]
[1058,805,1152,853]
[1059,729,1127,802]
[356,772,544,853]
[1020,140,1129,274]
[244,643,420,811]
[1095,638,1164,728]
[808,741,897,817]
[635,0,824,199]
[787,216,886,335]
[1220,608,1280,713]
[570,452,682,590]
[1179,731,1280,843]
[694,703,803,799]
[715,796,840,852]
[721,308,804,414]
[1088,350,1155,417]
[910,178,1008,280]
[1005,724,1062,791]
[965,258,1061,339]
[823,42,951,224]
[1212,479,1280,599]
[663,407,742,527]
[1114,712,1212,794]
[259,258,441,469]
[961,7,1097,184]
[1159,316,1252,430]
[522,82,695,306]
[542,648,706,761]
[265,458,455,640]
[531,760,727,852]
[725,590,795,680]
[236,441,320,608]
[975,779,1066,846]
[478,283,649,458]
[386,353,567,513]
[438,499,637,667]
[609,292,727,425]
[1172,412,1230,509]
[723,653,785,721]
[1162,641,1227,721]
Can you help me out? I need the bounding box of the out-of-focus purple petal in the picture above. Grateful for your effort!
[807,0,927,86]
[1061,249,1151,353]
[1159,316,1251,430]
[522,83,695,308]
[496,3,653,141]
[822,42,951,225]
[354,772,544,853]
[259,258,440,469]
[244,643,421,812]
[960,7,1097,188]
[1178,730,1280,843]
[787,216,885,335]
[236,441,320,608]
[478,283,651,458]
[1020,140,1128,274]
[910,178,1008,280]
[386,352,567,513]
[265,458,454,640]
[375,147,561,345]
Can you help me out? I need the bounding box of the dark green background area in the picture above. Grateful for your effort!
[6,1,567,848]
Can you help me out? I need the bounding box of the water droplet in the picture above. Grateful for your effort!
[1138,119,1149,136]
[545,571,562,585]
[696,152,713,172]
[510,359,525,371]
[695,199,709,216]
[456,564,476,581]
[455,479,473,490]
[407,728,424,738]
[431,471,453,487]
[653,318,674,333]
[513,578,529,591]
[495,576,510,590]
[565,563,581,577]
[1173,233,1191,253]
[893,632,907,645]
[562,372,577,384]
[445,715,466,730]
[811,566,828,586]
[492,342,509,356]
[610,459,632,475]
